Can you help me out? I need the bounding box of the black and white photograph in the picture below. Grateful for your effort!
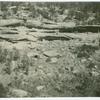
[0,1,100,98]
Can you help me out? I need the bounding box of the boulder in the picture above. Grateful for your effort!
[36,85,44,91]
[26,20,76,31]
[43,50,60,57]
[10,89,28,97]
[50,57,58,63]
[0,29,19,34]
[0,74,11,87]
[0,19,24,27]
[46,57,58,63]
[91,71,99,76]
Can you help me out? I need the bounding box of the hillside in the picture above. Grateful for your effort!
[0,2,100,97]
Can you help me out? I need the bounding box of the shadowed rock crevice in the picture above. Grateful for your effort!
[38,36,73,41]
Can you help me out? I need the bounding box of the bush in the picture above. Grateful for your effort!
[74,44,99,58]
